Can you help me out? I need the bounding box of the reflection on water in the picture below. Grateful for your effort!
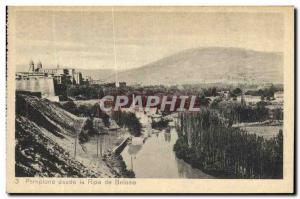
[70,130,126,177]
[121,128,213,178]
[82,130,123,158]
[164,131,171,142]
[127,145,143,156]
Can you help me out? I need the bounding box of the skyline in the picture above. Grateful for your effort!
[11,7,284,71]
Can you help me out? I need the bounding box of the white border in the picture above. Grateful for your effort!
[1,0,298,198]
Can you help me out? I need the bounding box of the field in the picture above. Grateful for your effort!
[242,125,283,139]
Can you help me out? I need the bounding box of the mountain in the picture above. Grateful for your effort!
[114,47,283,85]
[16,47,283,86]
[77,69,116,82]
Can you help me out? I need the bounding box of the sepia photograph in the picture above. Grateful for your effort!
[6,6,294,193]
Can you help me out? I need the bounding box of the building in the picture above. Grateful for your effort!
[237,95,262,105]
[72,71,83,85]
[90,81,127,88]
[119,82,126,88]
[90,79,105,85]
[16,61,85,101]
[217,91,230,100]
[15,73,57,100]
[274,91,284,103]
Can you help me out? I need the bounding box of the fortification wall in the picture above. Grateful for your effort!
[16,77,56,98]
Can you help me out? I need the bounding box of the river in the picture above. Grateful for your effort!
[121,127,213,178]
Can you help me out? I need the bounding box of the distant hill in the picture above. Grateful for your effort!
[114,47,283,85]
[77,69,116,82]
[17,47,283,86]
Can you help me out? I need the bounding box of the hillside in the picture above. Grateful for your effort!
[115,47,283,85]
[15,94,130,177]
[77,69,116,82]
[15,115,101,177]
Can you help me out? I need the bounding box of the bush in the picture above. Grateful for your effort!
[151,119,170,129]
[112,111,142,136]
[79,117,97,144]
[62,101,77,114]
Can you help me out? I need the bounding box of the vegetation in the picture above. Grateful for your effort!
[151,119,170,129]
[198,95,211,106]
[61,102,110,127]
[245,84,280,98]
[61,101,78,115]
[174,110,283,179]
[79,117,97,144]
[272,108,284,121]
[202,87,217,96]
[211,100,270,123]
[112,111,142,137]
[231,87,243,96]
[67,85,101,99]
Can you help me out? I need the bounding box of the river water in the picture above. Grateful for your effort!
[121,128,213,178]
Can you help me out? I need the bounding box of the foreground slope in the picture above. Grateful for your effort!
[15,115,101,177]
[15,94,130,177]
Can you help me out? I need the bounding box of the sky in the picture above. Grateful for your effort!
[10,7,284,71]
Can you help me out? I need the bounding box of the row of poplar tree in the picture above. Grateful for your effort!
[174,109,283,179]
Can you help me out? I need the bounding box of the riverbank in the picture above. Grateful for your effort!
[99,135,135,178]
[173,153,235,179]
[121,128,213,178]
[173,110,283,179]
[75,130,135,178]
[173,136,233,179]
[103,154,135,178]
[15,94,134,178]
[173,138,247,179]
[173,133,282,179]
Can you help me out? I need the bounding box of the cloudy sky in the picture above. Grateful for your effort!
[10,7,284,71]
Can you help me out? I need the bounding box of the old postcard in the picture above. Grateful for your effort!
[6,6,294,194]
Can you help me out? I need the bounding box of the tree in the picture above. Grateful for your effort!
[62,101,77,114]
[210,97,222,109]
[273,108,283,121]
[232,88,242,96]
[112,111,142,136]
[174,110,283,179]
[102,113,110,127]
[199,95,211,106]
[77,105,90,116]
